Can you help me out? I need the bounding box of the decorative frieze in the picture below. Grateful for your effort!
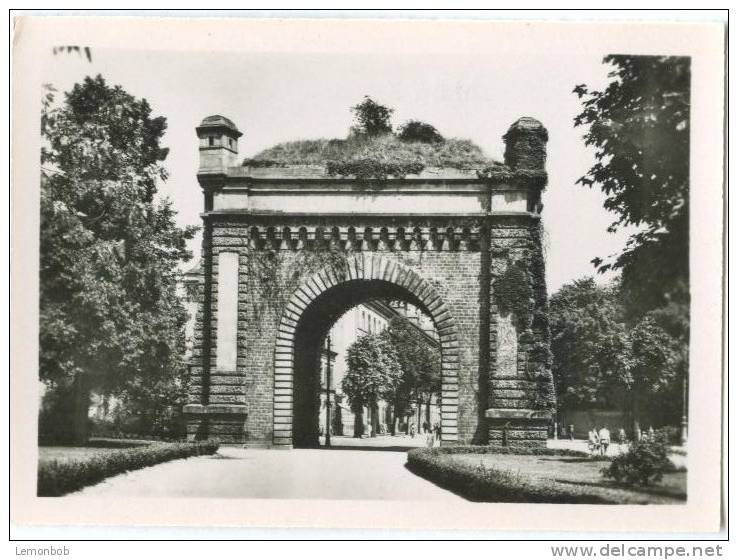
[209,224,485,252]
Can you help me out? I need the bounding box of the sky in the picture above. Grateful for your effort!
[42,43,632,294]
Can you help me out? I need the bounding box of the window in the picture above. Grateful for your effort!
[229,138,234,149]
[208,136,215,147]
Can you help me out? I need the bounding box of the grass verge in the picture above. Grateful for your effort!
[407,448,619,504]
[38,440,219,497]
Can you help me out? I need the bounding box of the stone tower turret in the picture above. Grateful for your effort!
[502,116,548,170]
[196,115,243,173]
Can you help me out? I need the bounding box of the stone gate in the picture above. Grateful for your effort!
[184,115,555,448]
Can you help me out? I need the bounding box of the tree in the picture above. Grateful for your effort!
[342,332,402,437]
[549,278,630,411]
[573,56,690,340]
[627,314,683,432]
[549,278,683,434]
[385,316,441,433]
[397,120,444,144]
[350,96,394,137]
[39,75,197,444]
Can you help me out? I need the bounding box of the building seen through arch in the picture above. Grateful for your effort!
[316,300,440,442]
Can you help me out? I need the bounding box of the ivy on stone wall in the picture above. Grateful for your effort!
[240,245,348,323]
[492,237,556,413]
[532,371,557,410]
[326,158,425,181]
[493,259,534,331]
[476,166,548,189]
[526,222,556,412]
[240,250,283,321]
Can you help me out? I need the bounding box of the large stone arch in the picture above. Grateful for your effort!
[186,114,555,448]
[272,253,459,447]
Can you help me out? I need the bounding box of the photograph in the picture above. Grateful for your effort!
[9,13,726,535]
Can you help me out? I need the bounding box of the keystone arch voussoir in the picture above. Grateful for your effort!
[273,255,460,447]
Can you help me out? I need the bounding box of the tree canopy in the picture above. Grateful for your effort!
[549,277,683,430]
[350,95,394,137]
[397,120,444,144]
[573,55,690,337]
[40,75,197,443]
[385,315,441,412]
[342,332,403,413]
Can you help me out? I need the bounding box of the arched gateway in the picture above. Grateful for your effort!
[276,255,460,447]
[184,115,556,448]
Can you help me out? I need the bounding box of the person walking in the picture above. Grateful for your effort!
[618,427,627,445]
[568,424,575,440]
[409,422,416,438]
[598,426,611,456]
[433,422,441,445]
[588,427,600,455]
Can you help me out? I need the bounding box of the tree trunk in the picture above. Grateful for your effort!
[72,372,90,445]
[370,403,378,437]
[631,391,641,441]
[353,409,364,438]
[425,398,431,427]
[417,397,422,429]
[390,404,396,436]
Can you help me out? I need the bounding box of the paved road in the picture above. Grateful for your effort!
[71,436,462,501]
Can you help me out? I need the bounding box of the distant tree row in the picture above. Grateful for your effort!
[341,315,441,437]
[550,278,685,433]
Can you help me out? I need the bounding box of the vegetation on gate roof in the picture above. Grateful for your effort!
[242,96,505,179]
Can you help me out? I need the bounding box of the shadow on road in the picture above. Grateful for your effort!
[319,444,417,452]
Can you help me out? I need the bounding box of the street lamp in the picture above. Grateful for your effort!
[325,336,332,448]
[680,371,688,446]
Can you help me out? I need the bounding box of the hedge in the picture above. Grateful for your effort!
[38,440,220,497]
[406,448,616,504]
[430,445,592,458]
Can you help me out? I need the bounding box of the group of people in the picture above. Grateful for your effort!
[587,426,615,456]
[587,425,656,455]
[407,421,442,447]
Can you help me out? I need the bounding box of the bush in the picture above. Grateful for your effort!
[38,440,220,497]
[601,432,675,486]
[351,96,394,136]
[430,445,589,457]
[657,426,682,445]
[406,448,615,503]
[397,120,444,143]
[88,405,187,442]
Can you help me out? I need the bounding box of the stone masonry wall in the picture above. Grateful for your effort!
[186,213,552,447]
[487,220,554,446]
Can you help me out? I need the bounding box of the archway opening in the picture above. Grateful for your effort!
[290,279,442,449]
